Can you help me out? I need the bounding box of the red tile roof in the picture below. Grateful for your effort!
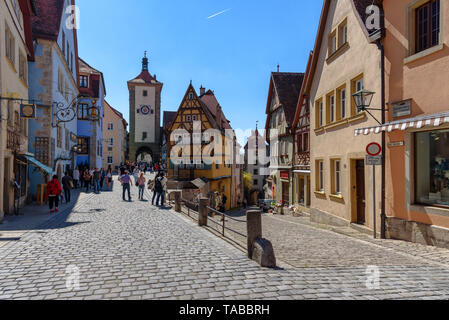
[132,70,157,84]
[199,90,232,130]
[163,111,177,131]
[271,72,305,126]
[31,0,64,41]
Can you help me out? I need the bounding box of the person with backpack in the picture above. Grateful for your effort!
[148,172,157,205]
[100,168,106,190]
[154,172,167,207]
[47,175,62,213]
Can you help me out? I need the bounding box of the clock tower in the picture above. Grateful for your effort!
[127,52,163,163]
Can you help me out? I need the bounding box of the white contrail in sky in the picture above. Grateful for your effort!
[207,8,232,19]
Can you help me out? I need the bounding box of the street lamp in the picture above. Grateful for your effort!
[352,89,383,125]
[352,89,375,113]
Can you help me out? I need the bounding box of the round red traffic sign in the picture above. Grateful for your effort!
[366,142,382,156]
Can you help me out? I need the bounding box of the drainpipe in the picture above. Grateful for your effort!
[375,4,387,239]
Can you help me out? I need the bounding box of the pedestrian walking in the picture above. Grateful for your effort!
[73,167,80,189]
[119,170,133,201]
[47,175,62,213]
[220,192,227,221]
[106,168,112,190]
[148,173,157,205]
[133,167,139,185]
[154,172,167,207]
[61,172,73,204]
[137,173,146,201]
[93,168,101,194]
[83,169,91,192]
[100,168,105,190]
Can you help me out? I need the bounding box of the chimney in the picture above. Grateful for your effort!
[200,86,206,96]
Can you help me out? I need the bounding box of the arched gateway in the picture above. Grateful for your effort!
[127,52,162,163]
[135,146,153,163]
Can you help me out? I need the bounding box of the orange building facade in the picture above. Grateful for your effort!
[356,0,449,246]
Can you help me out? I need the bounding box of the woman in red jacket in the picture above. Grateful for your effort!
[47,175,62,213]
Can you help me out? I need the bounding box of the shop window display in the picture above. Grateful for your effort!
[416,130,449,207]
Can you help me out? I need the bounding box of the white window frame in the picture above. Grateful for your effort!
[340,89,346,119]
[318,161,324,192]
[334,160,341,195]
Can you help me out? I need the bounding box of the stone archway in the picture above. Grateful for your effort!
[135,146,153,163]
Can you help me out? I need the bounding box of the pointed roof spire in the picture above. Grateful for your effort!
[142,51,149,71]
[277,64,280,72]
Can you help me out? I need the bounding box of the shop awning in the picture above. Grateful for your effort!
[293,170,311,174]
[354,111,449,137]
[191,178,207,189]
[24,155,52,175]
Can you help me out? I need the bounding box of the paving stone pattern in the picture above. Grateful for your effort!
[1,177,449,300]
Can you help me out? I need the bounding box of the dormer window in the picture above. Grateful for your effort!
[80,75,88,88]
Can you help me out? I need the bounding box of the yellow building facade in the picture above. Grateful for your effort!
[0,0,34,219]
[308,0,383,231]
[166,83,233,210]
[103,100,128,172]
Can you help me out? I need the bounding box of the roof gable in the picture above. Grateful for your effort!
[304,0,383,95]
[167,83,219,134]
[264,72,304,131]
[292,51,313,129]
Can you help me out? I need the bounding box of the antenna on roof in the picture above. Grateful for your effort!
[277,64,280,72]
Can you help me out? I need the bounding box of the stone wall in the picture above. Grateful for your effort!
[310,207,349,227]
[387,217,449,249]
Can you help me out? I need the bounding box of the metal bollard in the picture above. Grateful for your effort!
[246,209,262,259]
[174,191,181,213]
[199,198,209,227]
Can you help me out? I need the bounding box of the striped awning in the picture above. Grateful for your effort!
[354,111,449,136]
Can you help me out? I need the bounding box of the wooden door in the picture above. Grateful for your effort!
[3,158,10,214]
[282,182,289,205]
[355,160,366,225]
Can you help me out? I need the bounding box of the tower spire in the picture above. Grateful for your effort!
[142,51,149,71]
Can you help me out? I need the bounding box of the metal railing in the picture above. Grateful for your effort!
[206,206,247,239]
[181,198,198,219]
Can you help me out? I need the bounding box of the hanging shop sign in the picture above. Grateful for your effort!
[54,101,76,123]
[88,106,100,121]
[19,104,37,119]
[280,171,290,180]
[392,100,411,118]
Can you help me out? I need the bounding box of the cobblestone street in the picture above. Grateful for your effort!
[2,176,449,300]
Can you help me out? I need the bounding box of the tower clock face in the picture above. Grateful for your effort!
[140,105,152,115]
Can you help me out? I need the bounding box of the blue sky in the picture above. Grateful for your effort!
[76,0,322,133]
